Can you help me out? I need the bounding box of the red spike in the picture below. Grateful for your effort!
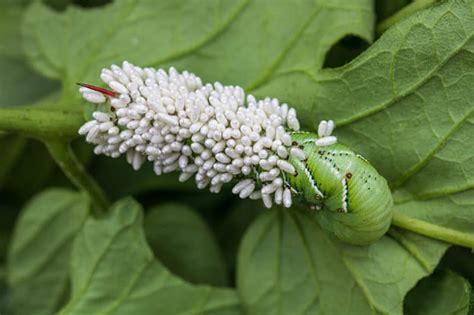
[77,83,118,97]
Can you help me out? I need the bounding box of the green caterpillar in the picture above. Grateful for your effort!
[286,131,393,245]
[78,62,393,245]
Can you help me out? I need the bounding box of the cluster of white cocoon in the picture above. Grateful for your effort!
[79,61,337,209]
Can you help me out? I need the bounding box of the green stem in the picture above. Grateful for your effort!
[376,0,439,35]
[392,211,474,249]
[46,139,110,215]
[0,106,83,139]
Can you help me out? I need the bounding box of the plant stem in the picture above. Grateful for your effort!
[46,139,110,215]
[392,211,474,249]
[0,107,83,139]
[376,0,439,35]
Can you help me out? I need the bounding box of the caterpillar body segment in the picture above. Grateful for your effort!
[286,132,393,245]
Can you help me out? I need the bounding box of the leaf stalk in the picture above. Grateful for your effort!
[0,107,83,139]
[392,211,474,249]
[45,140,110,215]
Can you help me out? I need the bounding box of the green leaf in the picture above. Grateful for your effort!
[388,113,474,245]
[0,1,58,106]
[60,198,242,315]
[259,0,474,182]
[404,270,471,315]
[395,115,474,199]
[393,190,474,248]
[253,0,474,247]
[22,0,374,103]
[7,188,89,315]
[254,0,474,247]
[144,203,228,286]
[216,199,265,271]
[0,1,28,57]
[0,57,58,106]
[237,207,449,315]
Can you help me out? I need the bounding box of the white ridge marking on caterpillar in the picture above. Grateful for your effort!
[341,178,348,213]
[356,154,369,163]
[320,157,342,180]
[301,162,325,199]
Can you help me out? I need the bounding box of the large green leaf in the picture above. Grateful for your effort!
[256,0,474,190]
[144,203,228,286]
[255,0,474,245]
[59,198,242,315]
[0,1,57,106]
[253,0,474,247]
[22,0,374,102]
[237,207,449,315]
[0,1,29,57]
[404,270,471,315]
[0,57,58,106]
[393,190,474,248]
[216,199,265,271]
[7,189,89,315]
